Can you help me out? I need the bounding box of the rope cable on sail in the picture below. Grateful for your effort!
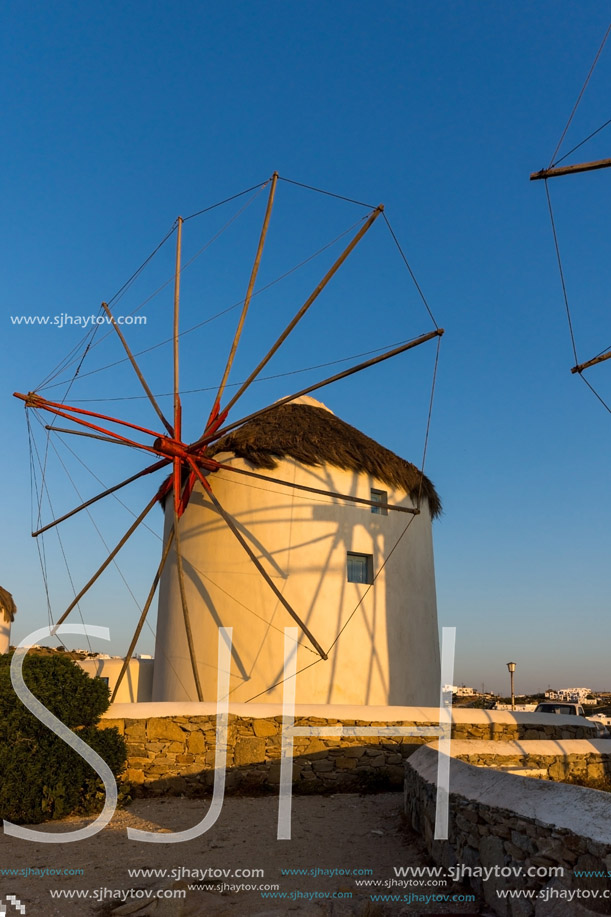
[43,435,194,696]
[28,411,92,650]
[544,181,579,364]
[549,23,611,168]
[37,188,266,393]
[37,224,178,391]
[63,337,430,403]
[578,374,611,414]
[28,412,54,630]
[49,428,162,541]
[383,212,440,329]
[39,215,365,395]
[277,175,375,209]
[542,184,610,411]
[552,116,611,168]
[182,178,271,223]
[48,438,147,615]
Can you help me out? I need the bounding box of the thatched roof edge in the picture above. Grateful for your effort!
[210,403,441,518]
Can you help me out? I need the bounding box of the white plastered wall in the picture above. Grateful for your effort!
[77,658,154,703]
[152,456,440,706]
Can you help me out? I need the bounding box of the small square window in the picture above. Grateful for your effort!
[347,552,373,584]
[370,489,388,515]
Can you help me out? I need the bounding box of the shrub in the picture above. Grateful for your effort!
[0,652,126,824]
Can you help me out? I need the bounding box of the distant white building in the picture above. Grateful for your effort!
[0,586,16,655]
[494,703,537,712]
[546,687,595,704]
[77,657,154,703]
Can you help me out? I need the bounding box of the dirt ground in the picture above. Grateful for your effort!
[0,793,484,917]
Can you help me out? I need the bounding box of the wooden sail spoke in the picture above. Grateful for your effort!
[24,399,160,457]
[186,457,328,660]
[530,158,611,181]
[219,204,385,420]
[46,425,143,448]
[173,217,184,513]
[101,302,173,435]
[14,392,165,441]
[173,217,183,438]
[32,458,170,537]
[110,528,176,703]
[571,350,611,374]
[52,492,160,630]
[207,172,279,430]
[193,328,444,450]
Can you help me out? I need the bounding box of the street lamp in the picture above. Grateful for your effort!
[506,662,517,711]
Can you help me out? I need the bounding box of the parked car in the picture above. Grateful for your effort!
[532,703,609,736]
[534,702,585,716]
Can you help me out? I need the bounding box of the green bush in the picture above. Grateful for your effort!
[0,652,126,824]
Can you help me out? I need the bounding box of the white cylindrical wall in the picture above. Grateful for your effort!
[152,454,440,706]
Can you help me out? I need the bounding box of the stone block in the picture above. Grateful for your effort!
[511,829,533,852]
[301,738,327,756]
[480,834,506,868]
[504,841,527,860]
[124,768,145,784]
[335,757,357,770]
[187,731,206,754]
[343,746,366,758]
[548,761,570,781]
[312,759,334,772]
[147,719,187,742]
[166,741,185,753]
[126,743,148,757]
[127,757,151,768]
[234,736,266,766]
[252,719,278,737]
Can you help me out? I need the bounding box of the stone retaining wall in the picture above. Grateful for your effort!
[405,744,611,916]
[99,710,594,796]
[453,740,611,783]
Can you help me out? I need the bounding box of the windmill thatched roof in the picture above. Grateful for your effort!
[0,586,16,624]
[210,402,441,518]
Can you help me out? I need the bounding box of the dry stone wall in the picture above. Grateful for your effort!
[405,745,611,916]
[455,748,611,782]
[99,712,593,796]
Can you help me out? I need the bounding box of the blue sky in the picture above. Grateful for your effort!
[2,1,610,694]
